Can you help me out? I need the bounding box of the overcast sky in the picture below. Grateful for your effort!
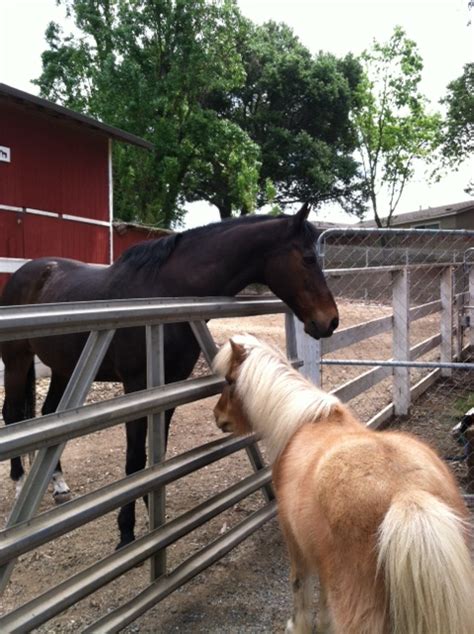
[1,0,473,226]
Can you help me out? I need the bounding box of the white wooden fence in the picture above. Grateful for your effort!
[292,263,473,430]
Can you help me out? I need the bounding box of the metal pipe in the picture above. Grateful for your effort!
[0,470,272,633]
[0,434,258,566]
[321,359,474,370]
[189,320,219,368]
[84,502,277,633]
[0,376,223,461]
[0,297,287,342]
[0,329,116,593]
[146,323,167,580]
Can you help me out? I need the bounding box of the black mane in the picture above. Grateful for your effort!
[114,233,181,271]
[114,213,316,271]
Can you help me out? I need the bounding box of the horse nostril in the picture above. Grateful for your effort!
[330,317,339,332]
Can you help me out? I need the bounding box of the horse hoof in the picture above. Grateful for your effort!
[115,535,135,551]
[53,491,72,504]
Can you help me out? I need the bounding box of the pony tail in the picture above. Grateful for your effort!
[377,490,474,634]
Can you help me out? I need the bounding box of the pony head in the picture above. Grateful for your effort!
[213,333,342,461]
[212,334,259,435]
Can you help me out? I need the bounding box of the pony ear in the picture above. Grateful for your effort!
[230,338,247,363]
[292,202,311,231]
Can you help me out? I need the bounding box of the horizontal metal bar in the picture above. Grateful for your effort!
[366,367,441,430]
[0,295,270,316]
[331,332,442,403]
[319,226,474,239]
[0,358,298,462]
[0,434,258,566]
[321,359,474,370]
[0,376,223,461]
[324,262,460,277]
[0,297,287,342]
[84,501,278,633]
[0,469,271,632]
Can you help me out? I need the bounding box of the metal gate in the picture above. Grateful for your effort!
[0,297,302,632]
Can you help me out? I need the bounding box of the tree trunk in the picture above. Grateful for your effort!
[217,197,232,220]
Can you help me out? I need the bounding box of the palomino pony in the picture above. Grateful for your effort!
[1,205,339,549]
[213,335,474,634]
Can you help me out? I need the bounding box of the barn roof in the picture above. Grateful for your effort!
[0,83,154,150]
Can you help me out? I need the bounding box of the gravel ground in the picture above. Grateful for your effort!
[1,307,473,632]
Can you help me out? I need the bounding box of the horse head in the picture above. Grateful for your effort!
[263,203,339,339]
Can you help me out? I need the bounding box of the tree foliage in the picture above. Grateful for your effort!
[208,21,366,215]
[35,0,259,226]
[353,27,443,227]
[441,62,474,195]
[36,2,367,224]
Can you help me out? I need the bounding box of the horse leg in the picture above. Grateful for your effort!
[41,373,71,504]
[116,406,175,550]
[116,417,147,549]
[2,346,35,499]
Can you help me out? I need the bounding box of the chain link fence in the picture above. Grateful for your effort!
[315,228,474,497]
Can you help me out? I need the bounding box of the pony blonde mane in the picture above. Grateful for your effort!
[213,334,340,460]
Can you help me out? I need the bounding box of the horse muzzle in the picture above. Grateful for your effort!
[304,315,339,340]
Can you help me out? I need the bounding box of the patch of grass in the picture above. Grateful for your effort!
[453,393,474,419]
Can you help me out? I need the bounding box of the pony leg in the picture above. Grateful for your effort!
[286,573,314,634]
[283,533,314,634]
[2,346,35,497]
[42,373,71,504]
[316,584,333,634]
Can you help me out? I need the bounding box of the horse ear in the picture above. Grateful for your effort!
[292,202,311,231]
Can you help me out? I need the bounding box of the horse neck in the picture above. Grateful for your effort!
[238,350,342,462]
[164,219,284,296]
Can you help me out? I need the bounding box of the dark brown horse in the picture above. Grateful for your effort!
[1,205,339,548]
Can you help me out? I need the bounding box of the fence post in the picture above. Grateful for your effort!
[470,265,474,352]
[392,268,410,415]
[441,267,454,377]
[288,314,321,386]
[455,287,463,361]
[146,324,167,581]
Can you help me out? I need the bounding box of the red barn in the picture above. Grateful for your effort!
[0,83,153,290]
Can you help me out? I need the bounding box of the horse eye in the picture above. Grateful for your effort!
[225,376,234,386]
[303,254,316,265]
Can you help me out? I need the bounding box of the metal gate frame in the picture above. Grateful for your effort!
[0,296,302,632]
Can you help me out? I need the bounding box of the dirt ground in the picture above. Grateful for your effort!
[0,306,473,632]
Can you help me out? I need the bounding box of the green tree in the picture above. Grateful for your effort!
[35,0,260,227]
[441,62,474,195]
[353,26,443,227]
[208,21,366,215]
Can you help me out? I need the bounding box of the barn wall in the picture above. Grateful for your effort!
[0,102,109,221]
